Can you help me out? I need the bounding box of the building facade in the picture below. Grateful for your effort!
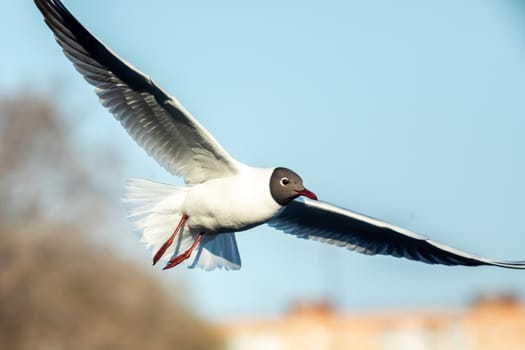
[220,295,525,350]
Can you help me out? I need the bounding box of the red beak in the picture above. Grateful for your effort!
[296,188,318,200]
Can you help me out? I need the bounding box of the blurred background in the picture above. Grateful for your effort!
[2,0,525,349]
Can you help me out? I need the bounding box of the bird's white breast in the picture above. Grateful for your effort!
[181,166,282,233]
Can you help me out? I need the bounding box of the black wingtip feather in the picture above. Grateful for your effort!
[34,0,170,105]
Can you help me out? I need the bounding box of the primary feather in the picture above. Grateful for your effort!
[269,198,525,269]
[34,0,239,185]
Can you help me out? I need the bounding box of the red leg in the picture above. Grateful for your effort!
[163,233,204,270]
[153,214,188,265]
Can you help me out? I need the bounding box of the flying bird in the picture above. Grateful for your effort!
[34,0,525,271]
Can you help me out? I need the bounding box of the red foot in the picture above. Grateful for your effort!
[163,233,203,270]
[153,214,188,265]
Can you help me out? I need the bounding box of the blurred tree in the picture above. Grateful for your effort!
[0,93,223,350]
[0,92,117,226]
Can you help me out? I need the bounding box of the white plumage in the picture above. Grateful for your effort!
[124,178,242,270]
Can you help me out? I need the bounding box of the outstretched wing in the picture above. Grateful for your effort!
[268,198,525,269]
[35,0,240,184]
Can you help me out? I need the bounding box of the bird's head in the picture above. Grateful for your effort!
[269,167,317,205]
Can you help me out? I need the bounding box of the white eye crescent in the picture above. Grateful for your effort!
[280,177,290,186]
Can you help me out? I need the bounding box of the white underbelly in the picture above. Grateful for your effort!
[181,168,282,233]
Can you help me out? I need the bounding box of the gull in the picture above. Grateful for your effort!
[35,0,525,271]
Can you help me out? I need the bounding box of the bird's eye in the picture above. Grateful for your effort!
[280,177,290,186]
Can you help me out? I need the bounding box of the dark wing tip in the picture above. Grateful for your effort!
[35,0,89,43]
[34,0,110,67]
[34,0,169,104]
[484,260,525,269]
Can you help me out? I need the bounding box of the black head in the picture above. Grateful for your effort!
[269,167,317,206]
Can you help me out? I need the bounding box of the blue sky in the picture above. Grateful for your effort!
[4,0,525,320]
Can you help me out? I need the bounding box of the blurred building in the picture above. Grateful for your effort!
[219,294,525,350]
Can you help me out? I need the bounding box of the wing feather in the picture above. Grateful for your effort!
[268,198,525,269]
[35,0,239,184]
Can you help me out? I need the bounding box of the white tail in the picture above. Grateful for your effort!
[123,178,241,270]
